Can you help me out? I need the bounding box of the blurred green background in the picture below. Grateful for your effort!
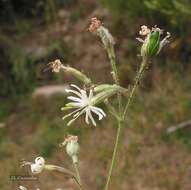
[0,0,191,190]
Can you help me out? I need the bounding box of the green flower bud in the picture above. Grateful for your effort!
[46,59,91,85]
[92,85,127,104]
[137,25,170,59]
[65,66,92,85]
[142,30,160,57]
[60,135,79,163]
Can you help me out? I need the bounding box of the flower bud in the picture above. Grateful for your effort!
[137,25,170,58]
[64,66,92,85]
[92,84,128,104]
[141,29,160,57]
[47,59,64,73]
[47,60,91,85]
[60,135,79,163]
[89,17,115,50]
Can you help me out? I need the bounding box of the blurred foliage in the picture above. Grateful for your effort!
[100,0,191,34]
[0,0,77,23]
[0,35,35,97]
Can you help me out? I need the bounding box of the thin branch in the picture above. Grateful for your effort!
[166,119,191,134]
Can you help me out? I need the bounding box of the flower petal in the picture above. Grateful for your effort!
[65,89,82,98]
[70,84,82,92]
[62,107,82,120]
[87,109,96,126]
[67,96,82,103]
[85,109,90,125]
[91,106,106,117]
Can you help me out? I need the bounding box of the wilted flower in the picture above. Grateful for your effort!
[60,135,79,163]
[89,17,115,49]
[22,157,45,174]
[46,59,64,73]
[46,59,91,84]
[62,84,106,126]
[137,25,170,58]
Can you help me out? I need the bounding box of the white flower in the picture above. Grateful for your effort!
[62,84,106,126]
[22,157,45,174]
[31,157,45,174]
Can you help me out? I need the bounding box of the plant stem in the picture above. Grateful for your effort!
[104,46,123,190]
[107,46,122,115]
[104,119,122,190]
[104,57,148,190]
[122,58,147,119]
[44,164,82,190]
[73,162,83,189]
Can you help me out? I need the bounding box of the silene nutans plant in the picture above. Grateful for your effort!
[19,17,170,190]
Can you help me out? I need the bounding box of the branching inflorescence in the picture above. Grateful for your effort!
[18,17,170,190]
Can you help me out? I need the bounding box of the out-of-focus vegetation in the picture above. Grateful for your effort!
[0,0,191,190]
[100,0,191,32]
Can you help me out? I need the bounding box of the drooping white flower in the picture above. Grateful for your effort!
[22,157,45,174]
[62,84,106,126]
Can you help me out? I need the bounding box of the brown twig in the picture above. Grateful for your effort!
[166,119,191,134]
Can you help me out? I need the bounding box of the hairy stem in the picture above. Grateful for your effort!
[122,58,148,119]
[104,57,148,190]
[107,46,122,115]
[73,162,83,190]
[104,46,123,190]
[104,119,122,190]
[44,164,82,190]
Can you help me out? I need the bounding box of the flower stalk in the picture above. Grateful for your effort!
[122,57,148,119]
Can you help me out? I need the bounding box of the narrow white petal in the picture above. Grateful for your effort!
[71,84,82,92]
[67,108,86,126]
[62,107,82,120]
[91,106,106,117]
[87,109,96,126]
[65,89,82,97]
[67,96,82,103]
[85,110,90,125]
[90,108,104,120]
[80,90,88,100]
[89,89,93,100]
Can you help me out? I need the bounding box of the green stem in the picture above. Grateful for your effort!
[73,162,83,190]
[108,46,119,84]
[107,46,122,115]
[104,46,123,190]
[104,119,122,190]
[44,164,82,190]
[104,57,148,190]
[122,58,147,119]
